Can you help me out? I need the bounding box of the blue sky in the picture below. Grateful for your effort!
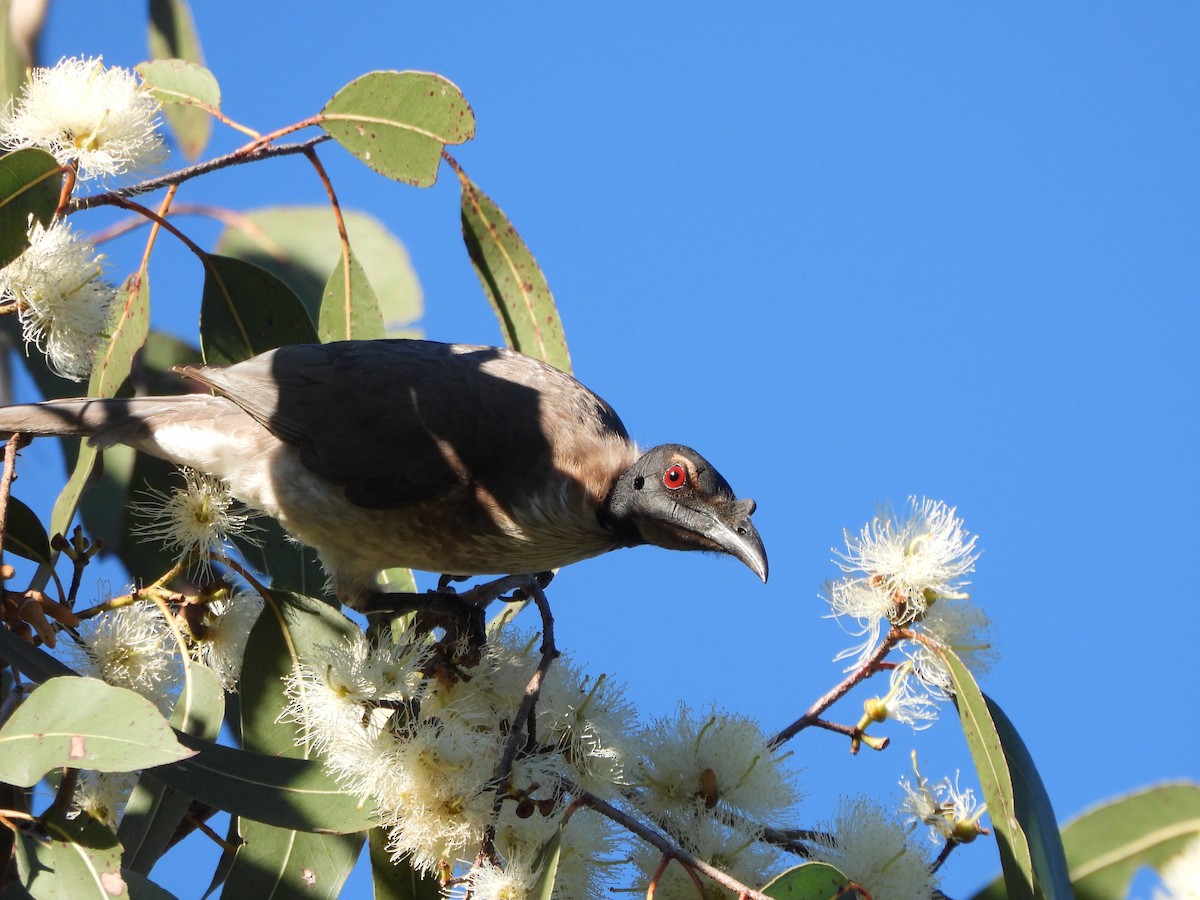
[11,3,1199,897]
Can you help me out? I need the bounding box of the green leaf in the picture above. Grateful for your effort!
[0,148,61,269]
[150,733,376,834]
[763,862,858,898]
[50,265,150,540]
[457,174,571,372]
[3,496,52,565]
[214,206,422,334]
[318,248,385,342]
[15,812,129,899]
[135,59,220,109]
[0,0,27,107]
[529,825,564,900]
[146,0,211,159]
[941,648,1040,899]
[319,71,475,187]
[972,782,1200,900]
[119,664,225,874]
[222,822,363,900]
[368,828,441,900]
[0,677,195,786]
[239,592,359,759]
[199,254,318,367]
[985,696,1072,898]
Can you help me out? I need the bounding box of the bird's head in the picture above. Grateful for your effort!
[601,444,768,582]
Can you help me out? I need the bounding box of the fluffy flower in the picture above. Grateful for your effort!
[864,663,938,731]
[131,467,259,569]
[629,814,777,900]
[376,714,504,874]
[0,55,166,180]
[488,802,621,900]
[825,498,983,672]
[282,629,426,762]
[0,220,116,381]
[72,601,182,714]
[900,755,987,844]
[811,795,939,899]
[71,770,139,829]
[194,589,264,691]
[1155,837,1200,900]
[632,704,798,825]
[835,497,979,613]
[903,599,997,696]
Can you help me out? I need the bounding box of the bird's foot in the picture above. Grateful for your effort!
[361,572,554,668]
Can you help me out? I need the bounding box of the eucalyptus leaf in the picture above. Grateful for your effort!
[199,254,317,367]
[318,248,385,342]
[214,206,422,333]
[120,665,225,873]
[135,59,220,109]
[51,265,150,540]
[222,821,363,900]
[0,677,194,786]
[319,71,475,186]
[941,647,1040,899]
[146,0,211,159]
[238,591,359,759]
[15,812,129,899]
[0,148,60,269]
[458,175,571,372]
[0,0,26,107]
[150,733,376,834]
[763,862,857,898]
[972,782,1200,900]
[529,825,563,900]
[369,827,441,900]
[3,496,52,565]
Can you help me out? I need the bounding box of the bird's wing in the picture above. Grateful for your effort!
[178,340,630,510]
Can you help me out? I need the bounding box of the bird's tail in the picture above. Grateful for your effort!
[0,396,225,449]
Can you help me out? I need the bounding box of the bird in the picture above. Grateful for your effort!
[0,339,767,610]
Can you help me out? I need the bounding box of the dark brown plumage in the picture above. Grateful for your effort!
[0,340,767,607]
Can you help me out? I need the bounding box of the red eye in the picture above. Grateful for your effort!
[663,464,687,489]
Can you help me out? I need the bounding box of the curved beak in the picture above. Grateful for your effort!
[705,498,768,583]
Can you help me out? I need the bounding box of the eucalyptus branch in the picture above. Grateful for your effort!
[770,627,902,748]
[0,435,27,567]
[68,133,331,212]
[479,577,559,864]
[562,780,773,900]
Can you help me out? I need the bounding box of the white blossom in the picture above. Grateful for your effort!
[632,704,798,825]
[71,770,139,829]
[629,814,777,900]
[71,602,182,715]
[1155,837,1200,900]
[194,589,264,691]
[865,663,938,730]
[900,754,986,845]
[903,598,997,696]
[0,219,116,381]
[131,467,259,569]
[811,795,939,899]
[0,55,166,180]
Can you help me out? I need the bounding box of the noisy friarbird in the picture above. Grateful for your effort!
[0,340,767,608]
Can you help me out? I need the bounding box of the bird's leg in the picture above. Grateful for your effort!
[361,572,555,651]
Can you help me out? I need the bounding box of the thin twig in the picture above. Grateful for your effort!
[478,578,560,865]
[564,782,773,900]
[0,435,27,566]
[69,133,331,212]
[770,629,901,748]
[301,145,353,336]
